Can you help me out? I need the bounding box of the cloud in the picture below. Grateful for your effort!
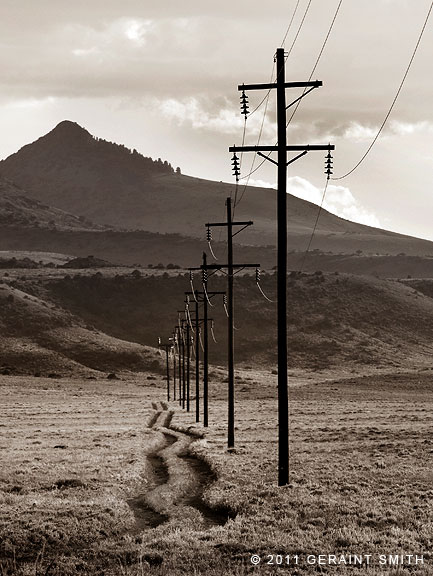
[287,176,381,228]
[157,96,275,139]
[389,120,433,135]
[242,178,276,189]
[342,122,379,142]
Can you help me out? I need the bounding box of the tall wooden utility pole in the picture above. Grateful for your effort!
[206,198,255,449]
[230,48,334,486]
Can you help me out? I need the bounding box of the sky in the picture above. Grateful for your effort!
[0,0,432,240]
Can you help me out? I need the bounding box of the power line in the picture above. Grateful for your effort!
[234,73,274,211]
[333,0,433,181]
[298,178,329,272]
[232,0,314,214]
[281,0,301,48]
[287,0,344,127]
[285,0,313,62]
[236,0,342,204]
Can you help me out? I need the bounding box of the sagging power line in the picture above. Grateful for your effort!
[333,0,432,180]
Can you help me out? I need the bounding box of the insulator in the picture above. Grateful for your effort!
[158,336,161,346]
[231,152,240,182]
[223,294,227,305]
[206,226,212,242]
[325,150,333,180]
[202,268,208,284]
[255,267,260,283]
[240,89,249,117]
[189,270,194,281]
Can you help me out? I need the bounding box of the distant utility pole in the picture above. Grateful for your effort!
[177,314,191,411]
[178,318,192,412]
[172,331,177,401]
[229,47,334,485]
[174,325,182,405]
[158,338,172,401]
[189,253,225,427]
[205,198,258,450]
[184,291,209,424]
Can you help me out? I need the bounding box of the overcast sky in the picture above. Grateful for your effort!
[0,0,432,240]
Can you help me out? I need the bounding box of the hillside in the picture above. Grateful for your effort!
[0,176,102,231]
[5,271,433,374]
[0,279,162,377]
[2,121,433,257]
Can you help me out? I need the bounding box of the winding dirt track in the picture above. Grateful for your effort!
[127,401,232,532]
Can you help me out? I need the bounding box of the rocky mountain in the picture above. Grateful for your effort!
[2,120,433,258]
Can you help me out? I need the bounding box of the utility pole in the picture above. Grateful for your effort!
[185,291,220,424]
[185,293,202,423]
[199,239,259,449]
[202,253,209,426]
[229,47,334,485]
[158,338,172,402]
[194,291,200,422]
[189,254,225,427]
[175,325,182,406]
[177,315,190,410]
[172,331,177,401]
[206,197,255,449]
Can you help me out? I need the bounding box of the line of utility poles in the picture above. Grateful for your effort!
[159,47,334,488]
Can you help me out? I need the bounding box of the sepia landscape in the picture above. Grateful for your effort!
[1,117,433,575]
[1,1,433,575]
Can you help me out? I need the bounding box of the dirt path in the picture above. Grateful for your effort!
[127,401,232,532]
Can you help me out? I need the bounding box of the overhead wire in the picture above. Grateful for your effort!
[282,0,343,268]
[287,0,344,128]
[247,0,301,120]
[285,0,313,62]
[332,0,433,181]
[281,0,302,48]
[234,0,314,212]
[298,178,329,272]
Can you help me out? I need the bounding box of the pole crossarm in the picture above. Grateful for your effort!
[207,220,253,239]
[207,221,253,227]
[229,144,334,153]
[185,289,226,299]
[201,263,260,271]
[239,80,322,91]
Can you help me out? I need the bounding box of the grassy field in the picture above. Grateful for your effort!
[1,369,433,575]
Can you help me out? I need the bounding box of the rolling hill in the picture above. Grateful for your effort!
[3,270,433,375]
[2,120,433,258]
[0,175,102,231]
[0,279,162,377]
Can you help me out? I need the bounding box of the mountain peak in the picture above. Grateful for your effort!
[48,120,92,143]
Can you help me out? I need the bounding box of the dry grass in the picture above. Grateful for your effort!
[1,370,433,575]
